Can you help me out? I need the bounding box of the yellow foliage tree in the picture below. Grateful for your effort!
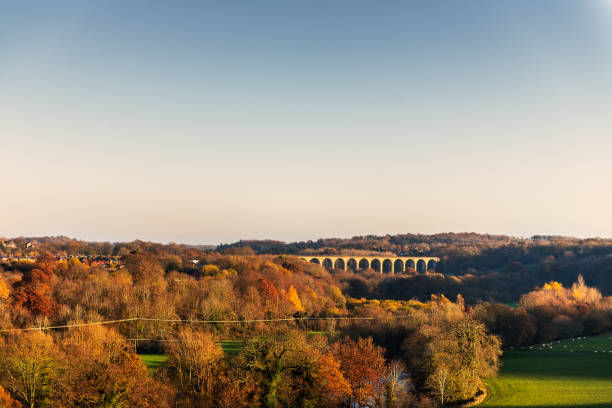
[543,281,563,291]
[115,270,133,285]
[203,264,221,276]
[0,280,10,302]
[68,257,82,266]
[570,275,601,303]
[286,285,305,312]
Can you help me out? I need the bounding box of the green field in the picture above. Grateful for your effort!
[220,339,244,355]
[500,302,519,309]
[139,354,169,373]
[482,333,612,407]
[139,340,245,372]
[307,331,329,336]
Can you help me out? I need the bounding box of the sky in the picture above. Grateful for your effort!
[1,1,612,244]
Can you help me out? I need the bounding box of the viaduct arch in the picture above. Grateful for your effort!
[300,255,440,274]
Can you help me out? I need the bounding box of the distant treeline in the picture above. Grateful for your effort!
[337,253,612,303]
[217,232,520,257]
[5,234,612,303]
[217,233,612,274]
[218,234,612,302]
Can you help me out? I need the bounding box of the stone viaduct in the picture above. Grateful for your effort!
[299,255,440,274]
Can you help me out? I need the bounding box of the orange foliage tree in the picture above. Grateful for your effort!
[331,336,387,407]
[256,278,280,315]
[57,325,175,408]
[317,352,351,404]
[0,384,20,408]
[11,255,56,317]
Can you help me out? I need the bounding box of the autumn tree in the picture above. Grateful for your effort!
[317,352,351,405]
[236,330,326,408]
[383,360,409,408]
[403,297,501,405]
[0,280,10,303]
[0,331,58,408]
[518,275,611,342]
[474,303,537,346]
[166,328,224,407]
[0,385,20,408]
[55,257,89,280]
[331,336,387,408]
[124,252,165,285]
[282,285,305,313]
[12,255,56,317]
[257,278,280,316]
[57,325,175,408]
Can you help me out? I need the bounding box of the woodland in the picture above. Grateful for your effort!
[1,234,612,407]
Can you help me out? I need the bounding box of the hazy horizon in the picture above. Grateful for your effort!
[1,230,610,248]
[2,1,612,244]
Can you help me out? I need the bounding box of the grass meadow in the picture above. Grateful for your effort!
[139,333,328,371]
[482,332,612,407]
[139,354,169,373]
[138,332,612,407]
[139,339,246,372]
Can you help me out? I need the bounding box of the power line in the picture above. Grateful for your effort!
[0,315,410,333]
[0,318,139,333]
[138,316,387,324]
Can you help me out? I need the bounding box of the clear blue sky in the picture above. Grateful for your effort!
[1,1,612,244]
